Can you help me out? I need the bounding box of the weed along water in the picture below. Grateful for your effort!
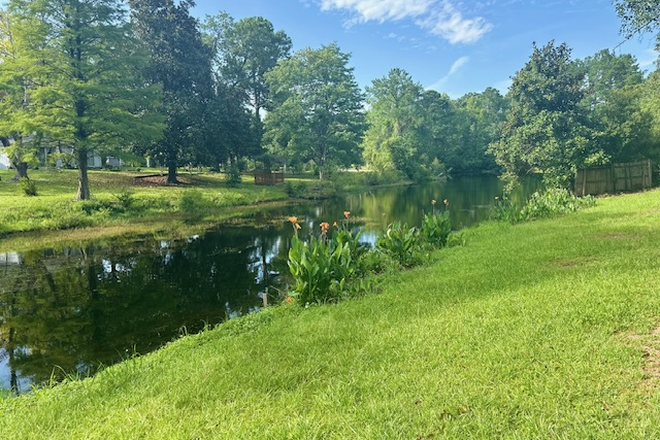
[0,176,538,393]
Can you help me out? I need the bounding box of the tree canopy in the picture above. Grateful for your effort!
[264,43,365,179]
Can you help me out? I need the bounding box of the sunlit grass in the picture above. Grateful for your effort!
[0,169,290,247]
[2,189,660,438]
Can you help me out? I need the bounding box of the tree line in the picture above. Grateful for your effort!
[0,0,658,199]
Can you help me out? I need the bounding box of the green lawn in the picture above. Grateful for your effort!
[0,169,291,250]
[2,189,660,439]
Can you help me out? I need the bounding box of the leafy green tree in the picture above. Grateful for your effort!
[6,0,163,200]
[362,68,427,178]
[615,0,660,43]
[0,9,41,181]
[129,0,213,183]
[204,15,291,123]
[489,41,593,188]
[448,88,508,174]
[264,43,365,179]
[203,14,290,166]
[576,49,653,164]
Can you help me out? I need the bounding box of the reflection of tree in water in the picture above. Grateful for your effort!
[0,227,287,393]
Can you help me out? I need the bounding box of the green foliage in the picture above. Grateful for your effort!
[288,234,355,304]
[420,209,451,248]
[113,188,135,210]
[7,0,164,200]
[494,187,596,223]
[129,0,212,184]
[20,177,36,197]
[376,221,422,267]
[225,165,242,187]
[179,189,207,221]
[489,41,593,188]
[265,43,365,179]
[284,180,336,199]
[287,218,371,304]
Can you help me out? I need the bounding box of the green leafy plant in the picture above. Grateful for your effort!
[179,189,208,221]
[493,188,596,224]
[20,177,37,197]
[420,200,452,248]
[288,234,355,304]
[113,188,135,210]
[376,221,422,267]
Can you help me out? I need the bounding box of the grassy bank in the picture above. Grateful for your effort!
[0,169,406,252]
[3,189,660,438]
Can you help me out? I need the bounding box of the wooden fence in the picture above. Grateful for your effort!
[575,160,652,196]
[254,171,284,186]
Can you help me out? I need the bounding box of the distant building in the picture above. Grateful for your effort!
[0,150,10,170]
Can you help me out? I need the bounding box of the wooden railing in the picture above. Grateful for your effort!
[254,171,284,186]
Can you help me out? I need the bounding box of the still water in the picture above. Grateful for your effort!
[0,176,538,393]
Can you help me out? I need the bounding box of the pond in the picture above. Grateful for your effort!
[0,175,539,394]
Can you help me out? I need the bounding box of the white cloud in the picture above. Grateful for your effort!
[314,0,492,44]
[418,2,493,44]
[318,0,434,23]
[427,56,470,91]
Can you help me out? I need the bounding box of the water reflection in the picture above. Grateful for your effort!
[0,176,539,393]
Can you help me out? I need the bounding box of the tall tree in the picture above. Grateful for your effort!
[204,15,291,122]
[6,0,163,200]
[489,41,593,188]
[0,9,41,181]
[577,49,652,164]
[449,87,508,174]
[129,0,213,183]
[362,68,427,178]
[264,44,365,180]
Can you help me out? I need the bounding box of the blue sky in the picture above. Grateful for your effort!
[190,0,659,98]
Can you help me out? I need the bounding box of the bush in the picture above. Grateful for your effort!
[113,188,135,211]
[225,164,242,187]
[420,208,451,248]
[21,178,37,197]
[288,234,355,304]
[376,221,423,267]
[493,187,596,224]
[179,189,207,221]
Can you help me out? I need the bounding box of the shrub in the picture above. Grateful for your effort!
[225,165,242,187]
[179,189,207,221]
[288,235,355,304]
[376,221,422,267]
[493,187,596,224]
[420,208,451,248]
[113,188,135,211]
[21,178,37,197]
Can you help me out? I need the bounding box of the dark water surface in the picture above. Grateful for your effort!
[0,176,538,393]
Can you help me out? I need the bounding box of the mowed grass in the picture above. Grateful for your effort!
[0,169,289,249]
[2,189,660,439]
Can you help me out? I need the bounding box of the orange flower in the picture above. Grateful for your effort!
[295,223,302,230]
[320,222,330,232]
[286,297,293,303]
[288,216,298,224]
[443,199,449,206]
[343,211,350,219]
[333,221,338,228]
[431,199,437,205]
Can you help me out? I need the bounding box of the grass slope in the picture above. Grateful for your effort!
[2,190,660,439]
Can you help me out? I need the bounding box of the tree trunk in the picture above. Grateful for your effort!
[76,150,91,200]
[167,161,178,184]
[10,162,29,181]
